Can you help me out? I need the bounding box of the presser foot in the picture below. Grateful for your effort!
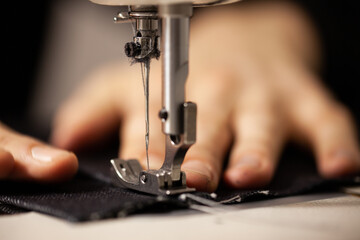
[111,159,195,195]
[110,102,197,196]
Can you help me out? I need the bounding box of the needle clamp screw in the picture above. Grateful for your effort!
[159,109,168,121]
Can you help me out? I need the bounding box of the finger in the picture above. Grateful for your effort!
[276,66,360,178]
[315,106,360,177]
[224,84,287,188]
[182,70,234,192]
[294,102,360,178]
[51,64,127,150]
[0,124,78,182]
[0,147,14,179]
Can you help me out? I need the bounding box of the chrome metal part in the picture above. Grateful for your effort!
[111,102,197,195]
[111,158,194,195]
[108,3,198,195]
[91,0,241,8]
[119,6,160,60]
[160,4,192,135]
[160,101,196,181]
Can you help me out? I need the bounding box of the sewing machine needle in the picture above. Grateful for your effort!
[141,60,150,170]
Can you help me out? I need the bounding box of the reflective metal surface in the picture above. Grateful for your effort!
[109,3,198,195]
[160,4,191,135]
[90,0,240,7]
[111,102,197,195]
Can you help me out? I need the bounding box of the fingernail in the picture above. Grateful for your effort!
[234,155,261,169]
[331,150,355,161]
[330,149,360,169]
[31,146,68,163]
[182,160,213,181]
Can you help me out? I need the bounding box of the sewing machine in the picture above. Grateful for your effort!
[90,0,239,195]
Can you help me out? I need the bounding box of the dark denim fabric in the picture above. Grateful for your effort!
[1,143,358,222]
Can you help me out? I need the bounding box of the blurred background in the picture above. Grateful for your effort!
[1,0,359,136]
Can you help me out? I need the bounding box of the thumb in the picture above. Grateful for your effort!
[0,123,77,182]
[0,147,14,179]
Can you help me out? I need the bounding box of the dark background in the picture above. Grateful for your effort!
[1,0,359,134]
[299,0,360,124]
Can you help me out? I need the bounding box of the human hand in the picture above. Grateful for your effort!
[51,1,360,192]
[0,123,77,181]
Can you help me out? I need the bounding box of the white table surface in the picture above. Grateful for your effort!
[1,187,359,240]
